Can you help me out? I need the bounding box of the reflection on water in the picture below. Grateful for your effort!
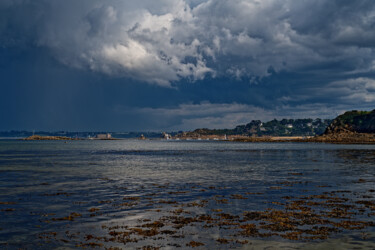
[0,140,374,249]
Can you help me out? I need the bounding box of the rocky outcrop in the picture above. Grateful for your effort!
[324,110,375,134]
[310,110,375,143]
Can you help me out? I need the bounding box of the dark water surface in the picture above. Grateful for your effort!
[0,140,375,249]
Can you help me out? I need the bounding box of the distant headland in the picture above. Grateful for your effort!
[175,118,331,140]
[174,109,375,144]
[309,110,375,143]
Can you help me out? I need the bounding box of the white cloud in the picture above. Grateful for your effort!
[327,78,375,103]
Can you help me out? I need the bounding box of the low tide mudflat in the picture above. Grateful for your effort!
[0,140,374,249]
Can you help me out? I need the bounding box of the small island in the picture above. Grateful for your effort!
[23,135,79,141]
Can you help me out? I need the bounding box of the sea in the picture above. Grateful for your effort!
[0,139,374,249]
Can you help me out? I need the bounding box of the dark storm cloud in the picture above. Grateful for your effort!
[2,0,375,84]
[1,0,375,130]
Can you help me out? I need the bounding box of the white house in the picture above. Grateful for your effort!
[96,133,111,139]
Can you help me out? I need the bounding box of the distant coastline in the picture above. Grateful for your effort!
[6,109,375,144]
[228,133,375,144]
[20,133,375,144]
[174,109,375,144]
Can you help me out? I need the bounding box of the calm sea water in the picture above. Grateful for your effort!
[0,140,374,249]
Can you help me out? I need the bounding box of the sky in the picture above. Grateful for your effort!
[1,0,375,132]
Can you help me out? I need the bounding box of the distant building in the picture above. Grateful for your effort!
[286,124,293,129]
[96,133,111,139]
[162,132,171,140]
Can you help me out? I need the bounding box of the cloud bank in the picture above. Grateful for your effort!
[114,101,361,131]
[1,0,375,86]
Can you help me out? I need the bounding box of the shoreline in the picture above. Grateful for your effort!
[20,133,375,144]
[174,133,375,144]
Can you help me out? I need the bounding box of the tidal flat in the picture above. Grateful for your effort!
[0,140,374,249]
